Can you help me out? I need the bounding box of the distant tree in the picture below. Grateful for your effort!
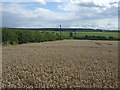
[84,35,88,39]
[69,32,73,37]
[109,36,114,40]
[74,32,76,37]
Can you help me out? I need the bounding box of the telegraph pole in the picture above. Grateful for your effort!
[60,24,62,39]
[60,24,61,34]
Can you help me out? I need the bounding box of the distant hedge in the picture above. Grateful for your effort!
[73,35,120,40]
[2,28,64,45]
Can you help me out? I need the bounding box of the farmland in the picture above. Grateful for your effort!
[47,31,119,39]
[2,1,119,89]
[2,28,119,88]
[2,40,118,88]
[2,28,120,45]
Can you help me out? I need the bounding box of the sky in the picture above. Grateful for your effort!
[1,0,119,30]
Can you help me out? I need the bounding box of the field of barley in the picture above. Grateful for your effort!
[2,40,118,88]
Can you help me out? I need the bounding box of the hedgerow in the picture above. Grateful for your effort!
[2,28,64,45]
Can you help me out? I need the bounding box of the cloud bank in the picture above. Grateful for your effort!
[1,0,119,30]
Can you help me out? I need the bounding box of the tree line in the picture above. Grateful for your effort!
[2,28,64,45]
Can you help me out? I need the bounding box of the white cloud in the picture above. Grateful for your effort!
[35,0,46,5]
[70,0,119,7]
[54,0,62,2]
[1,1,118,29]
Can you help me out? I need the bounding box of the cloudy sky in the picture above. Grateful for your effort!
[1,0,119,30]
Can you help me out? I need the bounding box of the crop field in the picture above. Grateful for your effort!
[2,40,118,88]
[47,31,119,39]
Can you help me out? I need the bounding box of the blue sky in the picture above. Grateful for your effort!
[17,2,65,12]
[1,0,119,30]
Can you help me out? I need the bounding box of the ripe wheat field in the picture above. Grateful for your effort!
[2,40,118,88]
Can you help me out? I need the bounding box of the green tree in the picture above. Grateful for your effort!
[69,32,73,37]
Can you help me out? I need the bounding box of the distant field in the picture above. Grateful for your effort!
[47,31,119,39]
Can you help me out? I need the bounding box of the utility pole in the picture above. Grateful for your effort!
[60,24,62,39]
[60,24,61,34]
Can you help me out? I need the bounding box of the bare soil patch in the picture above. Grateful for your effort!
[2,40,118,88]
